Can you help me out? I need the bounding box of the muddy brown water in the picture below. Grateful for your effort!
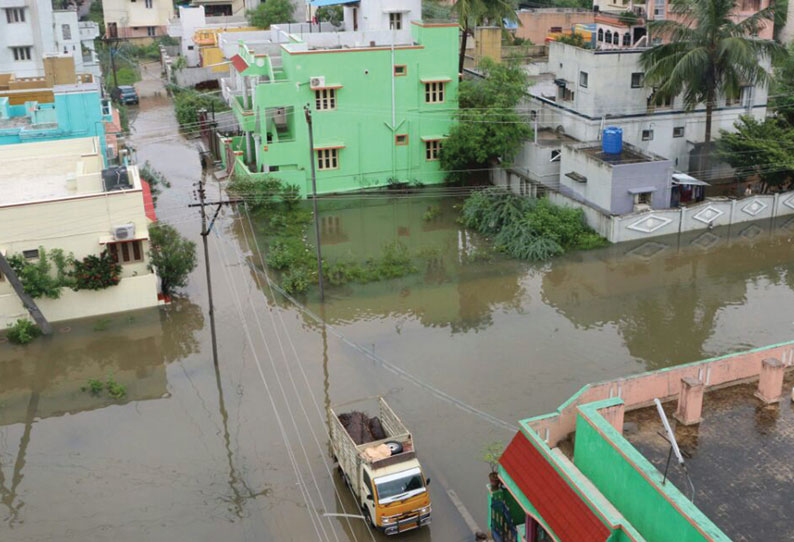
[2,67,794,541]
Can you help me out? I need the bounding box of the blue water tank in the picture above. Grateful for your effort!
[602,126,623,155]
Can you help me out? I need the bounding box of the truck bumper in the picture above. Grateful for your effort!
[382,513,430,535]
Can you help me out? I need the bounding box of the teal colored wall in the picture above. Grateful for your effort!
[234,22,458,197]
[0,88,108,164]
[573,400,730,542]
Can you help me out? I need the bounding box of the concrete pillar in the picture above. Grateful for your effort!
[600,402,625,434]
[674,377,704,426]
[755,357,785,404]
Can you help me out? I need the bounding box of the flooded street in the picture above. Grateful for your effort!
[2,62,794,541]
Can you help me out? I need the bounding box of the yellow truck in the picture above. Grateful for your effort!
[329,397,431,535]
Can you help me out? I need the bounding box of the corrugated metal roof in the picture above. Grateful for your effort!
[141,180,157,222]
[500,431,610,542]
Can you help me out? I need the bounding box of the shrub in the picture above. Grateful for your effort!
[8,248,63,299]
[282,267,311,294]
[6,318,41,345]
[461,189,607,261]
[147,223,198,296]
[172,89,229,129]
[72,251,122,290]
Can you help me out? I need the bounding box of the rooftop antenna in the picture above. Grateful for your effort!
[654,398,696,503]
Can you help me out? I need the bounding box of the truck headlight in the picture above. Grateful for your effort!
[381,516,395,525]
[418,506,431,516]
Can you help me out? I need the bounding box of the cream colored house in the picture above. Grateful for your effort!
[103,0,173,41]
[0,137,161,327]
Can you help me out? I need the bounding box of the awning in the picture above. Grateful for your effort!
[310,0,357,6]
[627,186,658,194]
[313,142,346,150]
[420,76,452,83]
[141,180,157,222]
[420,135,446,141]
[672,173,710,186]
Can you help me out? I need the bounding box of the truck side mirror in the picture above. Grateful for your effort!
[425,478,431,486]
[366,493,373,501]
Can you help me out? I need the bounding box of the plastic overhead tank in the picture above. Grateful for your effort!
[602,126,623,154]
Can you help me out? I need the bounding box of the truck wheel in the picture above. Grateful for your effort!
[363,508,374,528]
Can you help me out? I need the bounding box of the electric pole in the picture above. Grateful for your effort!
[188,177,240,367]
[304,104,325,302]
[104,36,119,90]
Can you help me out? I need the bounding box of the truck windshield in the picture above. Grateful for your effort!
[374,467,425,504]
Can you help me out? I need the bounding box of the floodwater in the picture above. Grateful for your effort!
[2,62,794,541]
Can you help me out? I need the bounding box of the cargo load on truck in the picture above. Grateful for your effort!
[329,397,431,535]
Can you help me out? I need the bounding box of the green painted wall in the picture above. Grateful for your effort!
[232,22,458,197]
[573,400,730,542]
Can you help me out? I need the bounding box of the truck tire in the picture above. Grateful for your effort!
[363,507,374,528]
[384,441,403,455]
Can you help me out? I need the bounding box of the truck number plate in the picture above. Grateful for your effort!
[398,521,417,532]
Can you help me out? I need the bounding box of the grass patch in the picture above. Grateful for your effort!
[460,188,608,261]
[228,176,419,294]
[81,375,127,399]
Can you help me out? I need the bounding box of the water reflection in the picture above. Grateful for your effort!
[0,299,204,527]
[542,216,794,367]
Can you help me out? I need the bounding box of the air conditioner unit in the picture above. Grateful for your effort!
[113,223,135,241]
[309,76,325,89]
[273,106,287,128]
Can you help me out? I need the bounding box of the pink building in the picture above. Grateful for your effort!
[515,9,596,45]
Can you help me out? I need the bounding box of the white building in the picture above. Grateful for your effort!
[0,137,161,327]
[528,41,767,174]
[78,20,102,79]
[167,6,249,68]
[339,0,421,32]
[0,1,86,77]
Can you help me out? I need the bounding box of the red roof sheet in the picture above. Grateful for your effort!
[500,432,610,542]
[141,180,157,222]
[230,54,248,73]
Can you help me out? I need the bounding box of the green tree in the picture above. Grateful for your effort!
[453,0,518,74]
[315,5,343,26]
[640,0,783,175]
[770,43,794,126]
[247,0,295,29]
[440,58,532,182]
[147,223,197,296]
[716,116,794,192]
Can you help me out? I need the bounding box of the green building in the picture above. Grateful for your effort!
[490,341,794,542]
[221,21,459,196]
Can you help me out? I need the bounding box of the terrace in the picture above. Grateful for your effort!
[625,373,794,541]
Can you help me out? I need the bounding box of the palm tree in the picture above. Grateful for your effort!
[639,0,783,176]
[453,0,518,75]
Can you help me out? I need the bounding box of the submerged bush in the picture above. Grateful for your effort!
[6,318,41,344]
[461,189,607,261]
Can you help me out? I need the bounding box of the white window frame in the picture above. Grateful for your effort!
[642,129,654,141]
[673,126,685,138]
[146,26,156,37]
[424,82,445,104]
[634,192,653,205]
[5,8,25,23]
[579,71,588,88]
[62,23,72,40]
[145,0,153,7]
[108,240,144,264]
[315,88,336,111]
[11,46,32,61]
[316,148,339,170]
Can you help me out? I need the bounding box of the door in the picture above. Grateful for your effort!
[353,8,358,30]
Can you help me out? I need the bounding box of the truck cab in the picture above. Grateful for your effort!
[361,461,431,535]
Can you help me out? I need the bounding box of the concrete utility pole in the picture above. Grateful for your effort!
[304,104,325,302]
[188,177,240,367]
[0,252,52,335]
[104,36,119,90]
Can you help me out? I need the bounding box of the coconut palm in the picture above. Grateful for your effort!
[639,0,783,175]
[453,0,518,74]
